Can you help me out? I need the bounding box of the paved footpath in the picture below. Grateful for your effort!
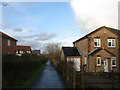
[30,61,67,89]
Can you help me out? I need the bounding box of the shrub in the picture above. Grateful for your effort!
[2,54,48,88]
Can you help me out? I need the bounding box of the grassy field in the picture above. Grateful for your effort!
[2,54,48,88]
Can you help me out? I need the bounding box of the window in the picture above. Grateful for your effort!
[67,58,69,62]
[108,39,115,47]
[20,51,23,54]
[94,38,101,47]
[97,57,101,66]
[26,51,31,53]
[84,56,87,64]
[16,51,18,54]
[111,57,116,67]
[71,58,74,62]
[8,40,11,46]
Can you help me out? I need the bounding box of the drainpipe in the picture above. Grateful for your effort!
[88,55,89,72]
[77,47,82,71]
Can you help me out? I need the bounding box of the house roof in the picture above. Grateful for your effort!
[17,45,31,51]
[0,31,17,41]
[89,48,115,56]
[73,26,120,44]
[32,50,41,54]
[62,47,81,57]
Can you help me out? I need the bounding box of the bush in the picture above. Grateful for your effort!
[2,54,48,88]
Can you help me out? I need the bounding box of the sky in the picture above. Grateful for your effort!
[1,0,120,53]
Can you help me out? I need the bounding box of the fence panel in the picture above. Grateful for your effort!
[53,60,120,89]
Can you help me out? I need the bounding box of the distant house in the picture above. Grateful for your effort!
[16,45,32,56]
[32,50,41,56]
[0,31,17,55]
[73,26,120,72]
[61,47,81,71]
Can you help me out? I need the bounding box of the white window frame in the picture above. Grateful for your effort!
[94,38,101,47]
[16,51,18,54]
[26,51,31,53]
[71,58,74,62]
[108,39,115,47]
[67,58,69,62]
[111,57,116,67]
[97,57,101,66]
[8,40,11,46]
[20,51,23,54]
[84,56,87,65]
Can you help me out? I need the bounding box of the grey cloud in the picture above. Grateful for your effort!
[24,31,57,41]
[13,28,23,32]
[17,40,44,52]
[0,22,11,28]
[35,32,57,41]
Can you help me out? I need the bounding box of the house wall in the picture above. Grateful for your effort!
[89,49,116,72]
[118,37,120,72]
[88,27,119,72]
[66,56,81,71]
[60,49,65,60]
[74,38,89,72]
[2,36,17,55]
[74,27,119,72]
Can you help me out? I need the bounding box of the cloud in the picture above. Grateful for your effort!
[13,27,23,32]
[2,28,57,51]
[24,31,57,41]
[70,0,119,33]
[0,22,11,28]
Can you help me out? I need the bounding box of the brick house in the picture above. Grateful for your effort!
[61,47,81,71]
[16,45,32,56]
[73,26,120,72]
[32,50,41,56]
[0,31,17,55]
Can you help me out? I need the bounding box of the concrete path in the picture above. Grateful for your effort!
[30,61,67,89]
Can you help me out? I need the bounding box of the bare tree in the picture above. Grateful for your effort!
[43,43,61,60]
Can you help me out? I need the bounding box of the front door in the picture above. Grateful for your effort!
[104,59,108,72]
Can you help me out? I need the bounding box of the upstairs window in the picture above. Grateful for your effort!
[108,39,115,47]
[94,38,101,47]
[8,40,11,46]
[97,57,101,66]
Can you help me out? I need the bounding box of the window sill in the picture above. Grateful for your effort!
[108,47,116,49]
[97,65,101,67]
[94,46,101,48]
[112,65,116,67]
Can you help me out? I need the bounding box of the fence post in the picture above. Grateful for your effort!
[66,64,69,86]
[111,70,114,89]
[81,65,84,90]
[73,68,76,89]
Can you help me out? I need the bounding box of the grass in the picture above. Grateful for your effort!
[20,64,46,88]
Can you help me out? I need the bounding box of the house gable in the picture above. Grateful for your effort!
[89,49,115,57]
[73,26,119,44]
[88,27,118,38]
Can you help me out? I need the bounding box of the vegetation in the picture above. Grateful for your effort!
[42,43,61,61]
[2,54,48,88]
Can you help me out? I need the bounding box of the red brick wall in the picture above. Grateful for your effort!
[2,37,17,54]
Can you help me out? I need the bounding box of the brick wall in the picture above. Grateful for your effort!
[2,37,17,55]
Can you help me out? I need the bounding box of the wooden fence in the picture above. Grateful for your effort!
[52,60,120,89]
